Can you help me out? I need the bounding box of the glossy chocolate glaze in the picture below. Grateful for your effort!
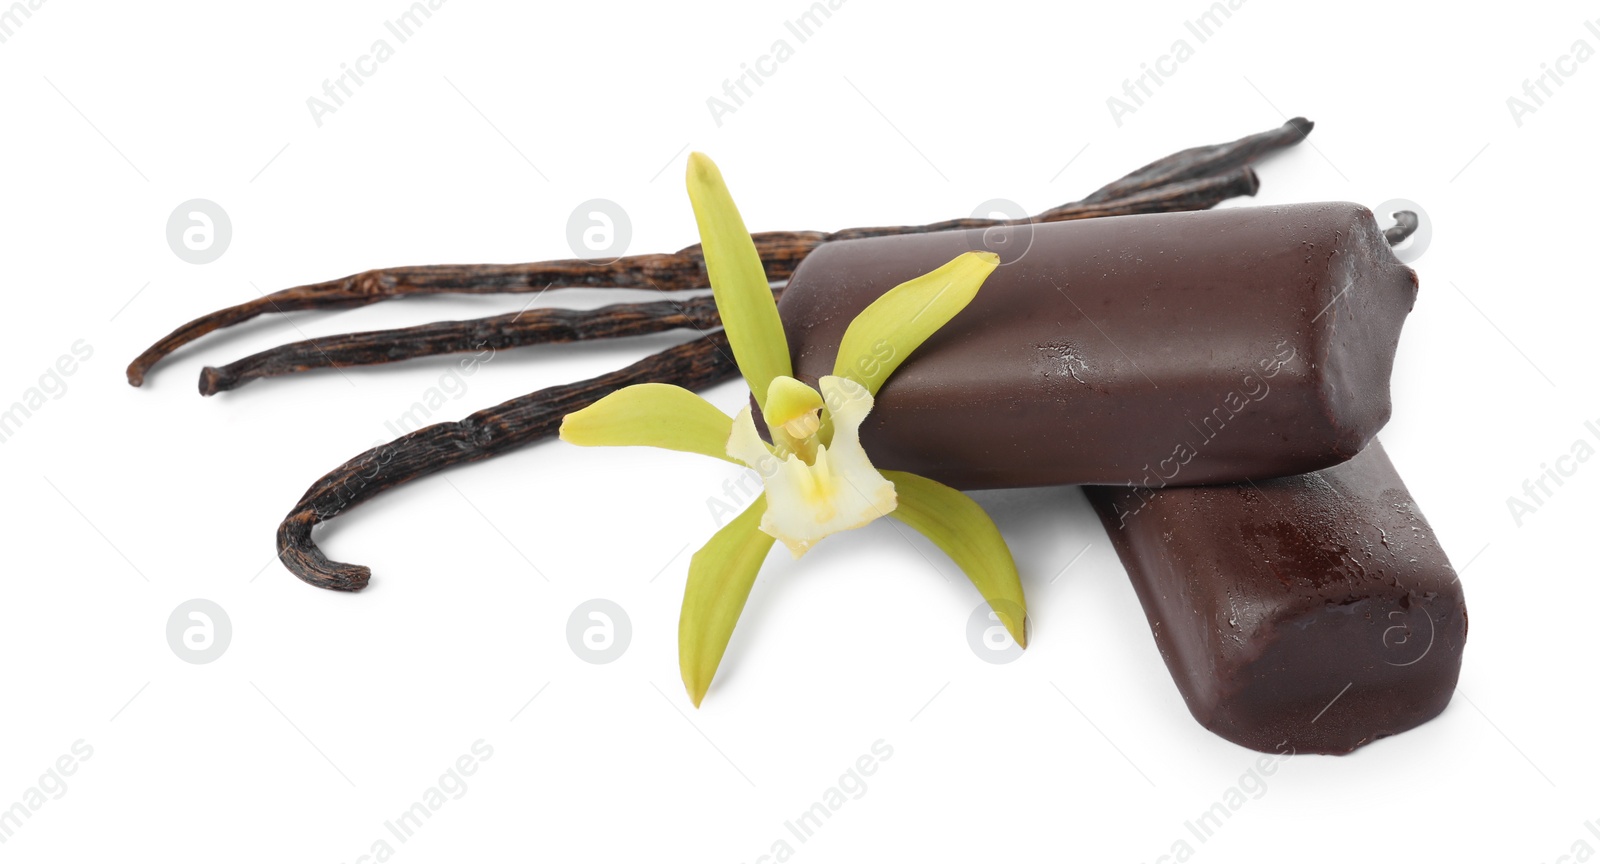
[1086,443,1467,755]
[777,203,1418,489]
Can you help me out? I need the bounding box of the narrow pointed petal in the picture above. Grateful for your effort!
[833,250,1000,395]
[680,495,776,707]
[559,383,736,462]
[685,152,791,406]
[882,470,1028,647]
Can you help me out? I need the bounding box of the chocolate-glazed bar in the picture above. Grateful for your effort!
[777,203,1417,489]
[1086,442,1467,754]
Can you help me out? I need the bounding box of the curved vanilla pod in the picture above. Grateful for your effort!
[277,332,739,590]
[1384,209,1420,245]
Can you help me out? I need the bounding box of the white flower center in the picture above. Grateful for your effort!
[727,375,897,557]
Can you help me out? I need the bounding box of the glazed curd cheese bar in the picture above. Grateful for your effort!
[777,203,1418,489]
[1086,443,1466,754]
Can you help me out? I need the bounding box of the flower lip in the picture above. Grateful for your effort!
[728,375,897,558]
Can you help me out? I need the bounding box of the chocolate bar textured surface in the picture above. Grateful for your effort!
[1087,443,1467,755]
[777,203,1418,489]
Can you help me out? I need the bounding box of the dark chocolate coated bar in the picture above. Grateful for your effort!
[777,203,1417,489]
[1086,442,1467,755]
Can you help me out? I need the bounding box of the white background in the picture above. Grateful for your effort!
[1,0,1595,861]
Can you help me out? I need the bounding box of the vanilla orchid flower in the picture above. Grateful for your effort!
[560,153,1028,706]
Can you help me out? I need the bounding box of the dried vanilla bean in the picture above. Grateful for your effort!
[194,168,1259,392]
[128,120,1301,386]
[1079,116,1311,203]
[279,331,739,590]
[1384,209,1421,245]
[200,292,732,395]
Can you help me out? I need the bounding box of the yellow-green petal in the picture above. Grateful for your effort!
[685,152,791,406]
[559,383,736,463]
[680,495,776,707]
[833,250,1000,395]
[882,470,1027,647]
